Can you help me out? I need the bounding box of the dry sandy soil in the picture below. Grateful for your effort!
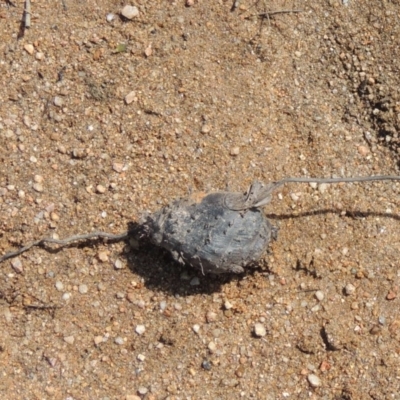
[1,0,400,399]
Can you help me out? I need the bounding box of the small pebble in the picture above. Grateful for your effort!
[78,284,88,294]
[357,145,369,156]
[64,335,75,345]
[190,277,200,286]
[309,182,318,189]
[137,387,148,395]
[114,258,124,269]
[253,323,266,337]
[137,354,145,361]
[115,337,125,345]
[315,291,324,301]
[11,258,23,274]
[206,311,217,323]
[318,183,328,194]
[35,52,44,60]
[386,290,397,300]
[33,183,44,192]
[224,300,233,310]
[202,360,212,370]
[94,336,103,345]
[121,5,139,19]
[98,251,109,262]
[54,96,63,107]
[96,184,106,194]
[230,147,240,156]
[344,283,356,296]
[201,124,211,134]
[34,175,43,183]
[125,91,136,105]
[208,341,216,353]
[135,325,145,335]
[62,293,71,301]
[307,374,321,387]
[24,44,34,55]
[106,13,115,22]
[192,324,200,334]
[55,281,64,291]
[112,162,124,173]
[126,396,141,400]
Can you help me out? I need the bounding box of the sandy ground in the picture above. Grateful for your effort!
[1,0,400,399]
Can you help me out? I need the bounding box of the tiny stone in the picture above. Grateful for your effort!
[230,147,240,156]
[50,212,60,222]
[64,335,75,345]
[344,283,356,296]
[253,323,266,337]
[290,193,299,202]
[208,341,216,353]
[112,162,124,173]
[201,124,211,134]
[79,284,88,294]
[35,52,44,60]
[307,374,321,388]
[186,0,195,5]
[94,336,103,345]
[125,91,136,105]
[106,13,115,22]
[206,311,217,323]
[55,281,64,291]
[315,291,324,301]
[34,175,43,183]
[318,183,328,193]
[121,5,139,19]
[11,258,23,274]
[96,184,106,194]
[115,337,124,345]
[18,190,25,198]
[135,325,145,335]
[98,251,109,262]
[386,290,397,300]
[192,324,200,334]
[309,182,318,189]
[126,396,141,400]
[62,293,71,301]
[33,183,44,192]
[114,258,124,269]
[54,96,63,107]
[137,387,148,395]
[357,145,369,156]
[159,300,167,310]
[202,360,212,370]
[24,44,34,55]
[137,354,145,361]
[224,300,233,310]
[190,277,200,286]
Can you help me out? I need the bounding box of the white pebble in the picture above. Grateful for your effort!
[54,96,63,107]
[137,354,145,361]
[208,341,216,352]
[64,335,75,345]
[11,258,23,274]
[253,323,266,337]
[79,284,88,294]
[55,281,64,291]
[24,44,34,55]
[345,283,356,295]
[121,5,139,19]
[137,387,148,395]
[192,324,200,334]
[106,13,115,22]
[115,337,124,345]
[33,183,44,192]
[318,183,328,193]
[224,300,233,310]
[114,258,124,269]
[135,325,145,335]
[125,91,136,105]
[309,182,318,189]
[62,293,71,301]
[315,290,324,301]
[307,374,321,387]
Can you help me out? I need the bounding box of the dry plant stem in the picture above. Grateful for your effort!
[25,0,31,28]
[258,10,303,17]
[1,175,399,264]
[0,231,129,263]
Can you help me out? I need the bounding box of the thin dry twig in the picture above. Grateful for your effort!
[0,231,129,263]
